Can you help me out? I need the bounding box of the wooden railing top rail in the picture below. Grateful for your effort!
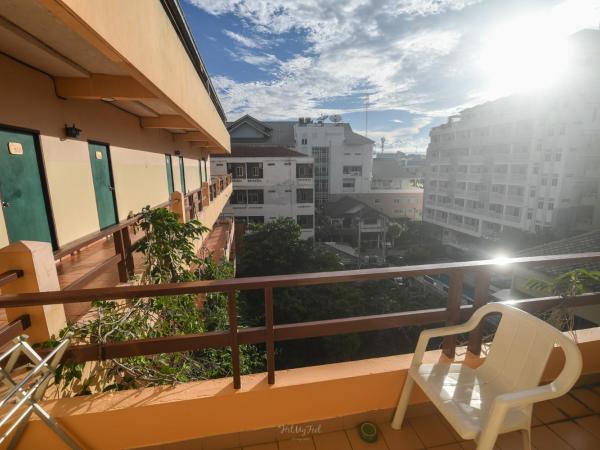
[3,252,599,307]
[30,292,600,365]
[54,199,174,259]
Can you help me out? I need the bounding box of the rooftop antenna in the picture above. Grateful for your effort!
[330,114,342,125]
[380,136,385,153]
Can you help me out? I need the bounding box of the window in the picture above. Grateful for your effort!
[505,206,521,217]
[247,162,263,179]
[248,216,264,224]
[530,189,536,197]
[227,163,246,179]
[555,153,562,161]
[527,210,533,219]
[541,177,548,186]
[296,188,313,204]
[489,204,503,214]
[494,164,508,174]
[301,138,308,145]
[363,217,379,225]
[342,178,355,192]
[532,167,539,174]
[296,163,313,178]
[230,190,247,205]
[548,202,554,210]
[343,166,363,176]
[492,184,506,194]
[507,185,524,196]
[538,200,544,209]
[247,189,264,204]
[551,176,558,187]
[297,215,314,229]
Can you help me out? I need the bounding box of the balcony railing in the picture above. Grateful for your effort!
[0,253,599,390]
[184,174,232,221]
[53,198,174,290]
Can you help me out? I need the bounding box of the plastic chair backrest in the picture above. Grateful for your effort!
[475,303,581,394]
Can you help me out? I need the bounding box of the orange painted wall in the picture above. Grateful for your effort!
[5,328,600,449]
[0,54,209,248]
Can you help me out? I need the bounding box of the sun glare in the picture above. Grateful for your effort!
[481,16,569,97]
[480,1,597,98]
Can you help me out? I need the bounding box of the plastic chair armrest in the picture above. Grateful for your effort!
[412,315,483,366]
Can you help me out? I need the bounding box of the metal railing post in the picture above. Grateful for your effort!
[467,270,491,355]
[227,290,241,389]
[442,271,464,358]
[265,287,275,384]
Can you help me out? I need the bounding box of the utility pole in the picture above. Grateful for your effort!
[380,136,385,153]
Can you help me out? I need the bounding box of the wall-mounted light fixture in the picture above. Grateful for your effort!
[101,97,115,102]
[64,124,82,139]
[174,150,181,156]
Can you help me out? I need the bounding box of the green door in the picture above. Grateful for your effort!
[88,142,117,229]
[0,129,54,245]
[178,156,186,193]
[165,154,174,194]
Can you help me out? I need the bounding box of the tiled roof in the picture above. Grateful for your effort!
[517,230,600,276]
[219,145,308,158]
[323,196,382,219]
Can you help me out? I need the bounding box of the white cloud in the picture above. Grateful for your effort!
[223,30,265,49]
[187,0,599,150]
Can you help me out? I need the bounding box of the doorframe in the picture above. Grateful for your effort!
[0,123,59,250]
[88,140,119,228]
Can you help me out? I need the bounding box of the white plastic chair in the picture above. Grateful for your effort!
[391,303,582,450]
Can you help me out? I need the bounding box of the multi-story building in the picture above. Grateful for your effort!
[211,146,315,238]
[0,0,232,316]
[371,152,426,190]
[423,30,600,248]
[227,115,374,208]
[350,190,423,221]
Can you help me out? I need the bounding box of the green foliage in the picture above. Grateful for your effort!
[134,206,208,282]
[387,220,406,248]
[526,268,600,338]
[51,207,261,396]
[237,218,445,369]
[527,268,600,297]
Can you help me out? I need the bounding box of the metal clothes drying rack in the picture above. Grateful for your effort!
[0,335,83,449]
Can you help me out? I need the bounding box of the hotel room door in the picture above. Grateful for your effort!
[0,128,54,245]
[88,142,118,230]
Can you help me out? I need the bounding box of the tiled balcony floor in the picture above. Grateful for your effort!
[156,382,600,450]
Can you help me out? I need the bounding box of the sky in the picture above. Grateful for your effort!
[181,0,600,154]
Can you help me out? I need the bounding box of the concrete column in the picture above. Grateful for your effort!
[0,241,66,343]
[170,191,186,223]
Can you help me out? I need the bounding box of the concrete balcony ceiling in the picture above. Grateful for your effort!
[0,0,230,155]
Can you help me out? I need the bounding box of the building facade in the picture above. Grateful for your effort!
[423,31,600,248]
[227,115,374,208]
[0,0,230,268]
[211,146,315,238]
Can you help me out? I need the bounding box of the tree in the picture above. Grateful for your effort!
[50,207,262,396]
[236,218,446,369]
[387,221,406,248]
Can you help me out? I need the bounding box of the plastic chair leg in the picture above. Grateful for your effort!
[520,428,532,450]
[391,375,414,430]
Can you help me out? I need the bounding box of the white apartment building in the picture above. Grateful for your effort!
[424,32,600,247]
[225,115,374,208]
[211,146,315,239]
[294,118,374,206]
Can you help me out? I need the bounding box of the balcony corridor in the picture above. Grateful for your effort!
[145,380,600,450]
